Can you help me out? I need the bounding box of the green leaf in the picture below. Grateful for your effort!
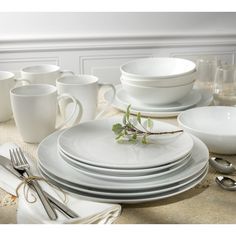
[126,105,131,120]
[137,112,141,124]
[132,133,137,140]
[147,118,153,130]
[112,123,123,135]
[115,132,125,140]
[142,134,148,144]
[122,114,127,125]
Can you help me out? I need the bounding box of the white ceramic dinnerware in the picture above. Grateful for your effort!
[0,71,17,122]
[59,149,191,177]
[213,64,236,106]
[120,57,196,82]
[39,164,208,202]
[59,150,191,181]
[20,64,73,85]
[10,84,81,143]
[120,57,197,105]
[121,79,194,105]
[178,106,236,154]
[120,71,196,87]
[58,117,193,169]
[56,75,116,123]
[104,85,213,118]
[116,87,201,112]
[37,125,209,203]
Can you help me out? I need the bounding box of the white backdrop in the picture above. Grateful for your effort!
[1,12,236,38]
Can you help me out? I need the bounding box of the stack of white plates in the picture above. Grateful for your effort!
[104,85,213,118]
[37,117,209,204]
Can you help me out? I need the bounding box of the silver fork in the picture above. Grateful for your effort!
[10,147,58,220]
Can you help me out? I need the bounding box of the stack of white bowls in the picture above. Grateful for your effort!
[120,57,196,105]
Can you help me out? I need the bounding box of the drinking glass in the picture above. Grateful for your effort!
[196,58,221,92]
[213,64,236,106]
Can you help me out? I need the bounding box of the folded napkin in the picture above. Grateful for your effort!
[0,143,122,224]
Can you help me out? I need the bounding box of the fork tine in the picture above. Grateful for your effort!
[10,149,18,167]
[19,148,28,165]
[9,149,15,167]
[16,148,24,165]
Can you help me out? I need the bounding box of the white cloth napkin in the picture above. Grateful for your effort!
[0,143,122,224]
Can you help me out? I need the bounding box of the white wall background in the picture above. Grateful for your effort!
[1,12,236,38]
[1,12,236,84]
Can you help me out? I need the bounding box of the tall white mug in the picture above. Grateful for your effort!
[56,75,116,123]
[20,64,74,85]
[10,84,82,143]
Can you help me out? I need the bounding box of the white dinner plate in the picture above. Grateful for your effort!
[39,163,208,199]
[116,87,202,112]
[39,164,208,203]
[37,130,209,191]
[60,150,191,181]
[105,85,213,118]
[58,117,193,169]
[59,149,191,177]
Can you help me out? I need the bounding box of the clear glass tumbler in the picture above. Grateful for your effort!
[196,58,221,92]
[213,64,236,106]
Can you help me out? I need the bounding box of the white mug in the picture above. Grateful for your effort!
[20,64,74,85]
[56,75,116,123]
[10,84,81,143]
[0,71,28,122]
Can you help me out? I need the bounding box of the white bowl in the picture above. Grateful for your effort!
[121,72,196,87]
[122,80,194,105]
[177,106,236,154]
[120,57,196,80]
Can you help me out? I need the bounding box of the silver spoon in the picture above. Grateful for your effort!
[215,176,236,191]
[209,157,236,174]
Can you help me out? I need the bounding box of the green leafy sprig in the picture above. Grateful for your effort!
[112,105,183,144]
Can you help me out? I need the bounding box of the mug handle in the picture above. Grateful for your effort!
[95,83,116,119]
[56,93,83,129]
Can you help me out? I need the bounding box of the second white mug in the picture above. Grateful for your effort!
[56,74,116,123]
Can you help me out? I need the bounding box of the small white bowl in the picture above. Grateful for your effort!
[120,72,196,87]
[120,57,196,80]
[177,106,236,154]
[122,80,194,105]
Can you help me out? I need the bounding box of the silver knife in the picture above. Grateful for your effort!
[0,154,78,219]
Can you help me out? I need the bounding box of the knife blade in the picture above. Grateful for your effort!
[0,154,78,219]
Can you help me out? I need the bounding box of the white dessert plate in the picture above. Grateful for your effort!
[37,130,209,191]
[116,86,201,112]
[60,150,191,181]
[178,106,236,154]
[58,117,193,169]
[104,85,213,118]
[39,163,208,199]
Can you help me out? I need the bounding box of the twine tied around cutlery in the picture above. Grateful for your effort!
[16,175,67,204]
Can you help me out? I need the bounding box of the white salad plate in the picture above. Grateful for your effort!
[60,150,191,181]
[39,163,208,203]
[104,85,213,118]
[58,117,193,169]
[37,129,209,191]
[116,86,202,112]
[59,149,191,177]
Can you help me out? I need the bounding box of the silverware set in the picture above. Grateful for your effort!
[0,148,78,220]
[209,157,236,191]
